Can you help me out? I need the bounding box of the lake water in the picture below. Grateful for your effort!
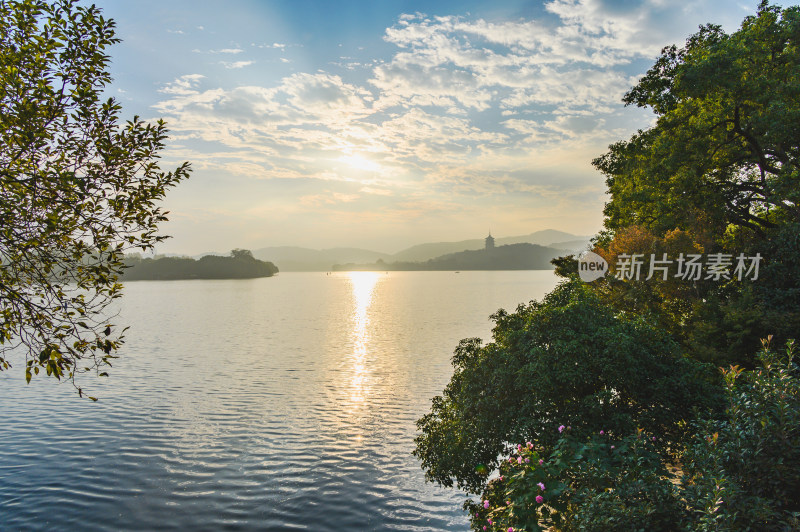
[0,271,560,531]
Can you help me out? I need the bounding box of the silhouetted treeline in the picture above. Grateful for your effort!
[122,249,278,280]
[332,243,563,271]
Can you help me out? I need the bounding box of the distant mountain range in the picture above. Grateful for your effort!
[244,230,591,271]
[246,246,391,272]
[333,243,567,272]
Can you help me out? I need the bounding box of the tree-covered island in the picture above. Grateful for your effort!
[122,249,278,281]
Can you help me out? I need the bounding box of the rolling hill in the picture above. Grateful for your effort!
[218,230,592,271]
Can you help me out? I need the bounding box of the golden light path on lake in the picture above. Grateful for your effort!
[346,271,381,410]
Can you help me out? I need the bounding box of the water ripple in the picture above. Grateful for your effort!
[0,271,558,531]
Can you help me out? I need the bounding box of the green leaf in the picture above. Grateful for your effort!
[0,0,190,398]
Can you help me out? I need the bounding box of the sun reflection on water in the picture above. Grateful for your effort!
[347,271,380,407]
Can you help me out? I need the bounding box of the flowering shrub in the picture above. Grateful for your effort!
[414,280,721,494]
[467,427,683,532]
[682,340,800,530]
[466,341,800,531]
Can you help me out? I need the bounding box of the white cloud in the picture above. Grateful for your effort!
[256,42,289,49]
[370,58,492,110]
[194,47,245,55]
[280,72,374,121]
[360,187,393,196]
[373,10,650,117]
[153,73,381,182]
[544,0,691,58]
[158,74,205,95]
[221,60,254,69]
[152,2,740,248]
[300,192,360,207]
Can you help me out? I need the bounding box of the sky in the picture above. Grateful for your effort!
[95,0,791,255]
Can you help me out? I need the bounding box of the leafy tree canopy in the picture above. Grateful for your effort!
[589,2,800,364]
[0,0,190,397]
[413,281,720,494]
[595,2,800,238]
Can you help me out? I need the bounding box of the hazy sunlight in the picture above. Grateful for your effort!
[347,272,381,407]
[338,153,382,174]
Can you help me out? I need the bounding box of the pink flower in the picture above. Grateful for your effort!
[508,528,514,532]
[483,528,487,531]
[506,500,512,506]
[538,459,544,465]
[484,500,489,509]
[517,456,523,465]
[536,495,544,504]
[537,482,546,491]
[527,441,533,449]
[558,425,565,433]
[599,430,605,435]
[611,445,615,450]
[525,458,530,463]
[499,476,504,482]
[652,436,656,441]
[488,518,493,525]
[517,444,522,453]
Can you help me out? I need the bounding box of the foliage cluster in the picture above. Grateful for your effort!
[681,340,800,530]
[0,0,190,394]
[416,4,800,529]
[597,1,800,238]
[468,429,681,532]
[413,280,721,494]
[588,1,800,365]
[470,341,800,531]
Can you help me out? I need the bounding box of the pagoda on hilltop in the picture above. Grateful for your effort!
[485,232,495,250]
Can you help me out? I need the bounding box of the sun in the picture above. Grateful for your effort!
[338,153,381,173]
